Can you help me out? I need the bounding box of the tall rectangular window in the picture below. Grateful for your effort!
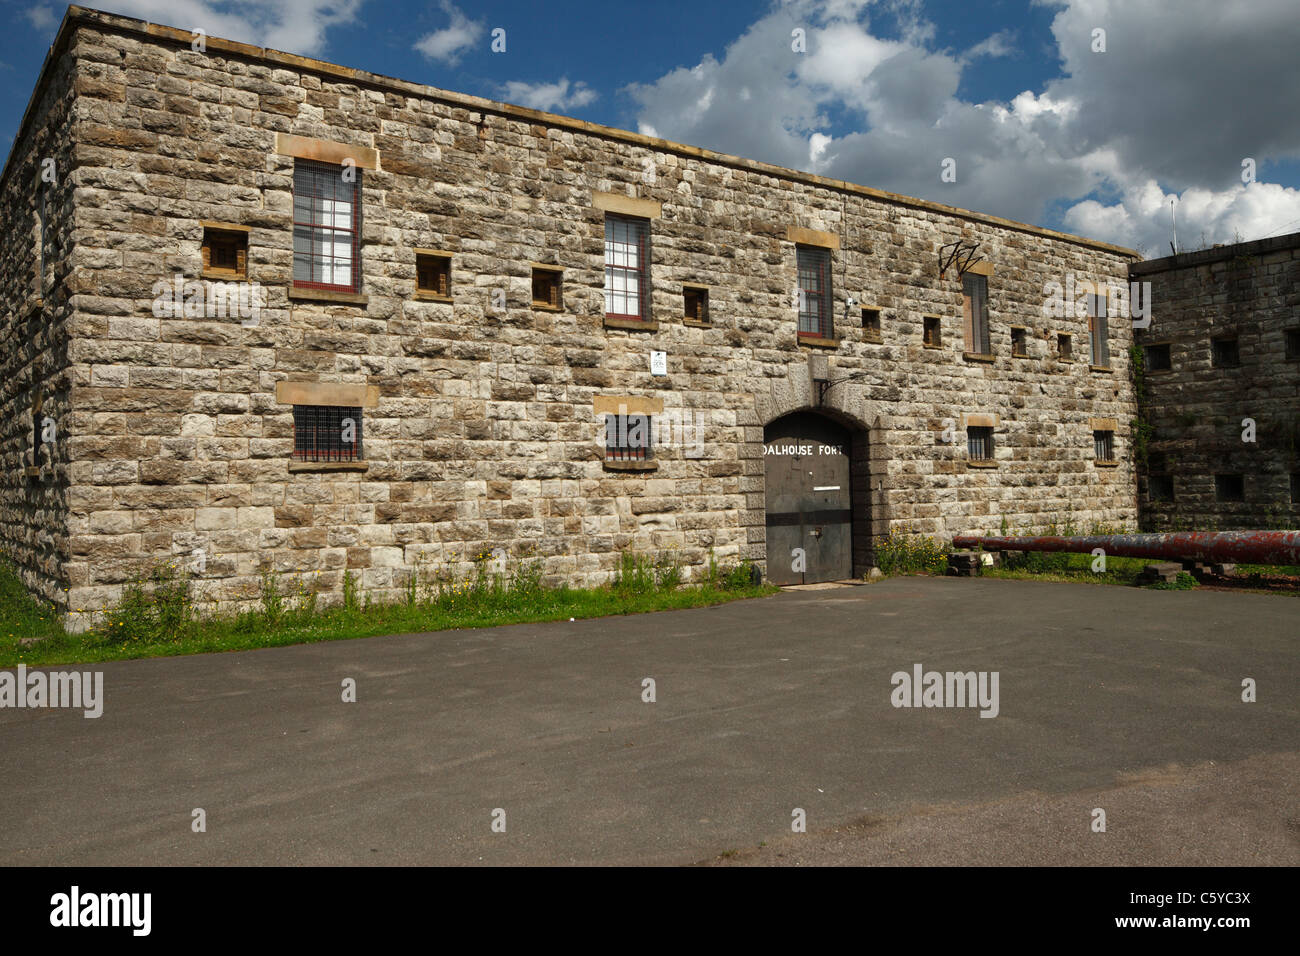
[604,215,650,321]
[796,245,832,337]
[1088,294,1110,367]
[293,405,363,462]
[962,273,990,354]
[1093,429,1115,462]
[293,160,362,293]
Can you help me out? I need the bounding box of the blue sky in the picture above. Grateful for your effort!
[3,0,1299,256]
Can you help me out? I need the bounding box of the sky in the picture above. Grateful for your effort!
[2,0,1299,258]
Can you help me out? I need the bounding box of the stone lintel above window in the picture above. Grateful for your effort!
[963,413,999,429]
[786,226,840,250]
[592,191,662,219]
[276,381,379,407]
[274,132,380,170]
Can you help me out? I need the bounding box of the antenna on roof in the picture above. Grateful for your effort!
[1170,197,1178,256]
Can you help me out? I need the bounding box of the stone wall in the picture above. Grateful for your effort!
[2,9,1141,627]
[1133,233,1300,531]
[0,37,79,610]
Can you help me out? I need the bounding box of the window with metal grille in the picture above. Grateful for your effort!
[1058,333,1072,360]
[604,215,649,321]
[796,245,832,337]
[962,273,990,354]
[967,426,994,461]
[1087,294,1109,366]
[1212,336,1240,367]
[604,413,652,461]
[292,405,363,462]
[416,253,451,297]
[1215,473,1244,502]
[202,228,247,278]
[532,267,562,309]
[1145,343,1171,370]
[683,286,708,323]
[1149,474,1174,502]
[1287,329,1300,360]
[923,315,941,348]
[1094,429,1115,461]
[292,160,361,293]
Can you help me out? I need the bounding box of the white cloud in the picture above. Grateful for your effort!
[627,0,1300,254]
[499,78,597,113]
[413,0,484,65]
[73,0,363,57]
[25,5,58,31]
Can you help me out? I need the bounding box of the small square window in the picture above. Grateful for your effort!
[605,413,653,461]
[293,405,363,462]
[1093,429,1115,462]
[1146,343,1172,371]
[862,308,881,338]
[1212,337,1240,368]
[923,316,942,348]
[683,287,709,324]
[416,253,451,298]
[1057,333,1072,360]
[1011,327,1028,357]
[532,267,562,310]
[1215,473,1244,502]
[1285,329,1300,360]
[1148,475,1174,502]
[202,227,248,278]
[967,426,994,461]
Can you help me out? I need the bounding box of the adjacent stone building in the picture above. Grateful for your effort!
[2,7,1141,627]
[1133,232,1300,531]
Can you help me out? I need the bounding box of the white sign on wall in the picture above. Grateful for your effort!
[650,351,667,376]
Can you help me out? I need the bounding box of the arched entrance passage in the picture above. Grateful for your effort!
[763,412,854,585]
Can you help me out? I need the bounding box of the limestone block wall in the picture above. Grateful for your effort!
[1,9,1141,626]
[1133,234,1300,530]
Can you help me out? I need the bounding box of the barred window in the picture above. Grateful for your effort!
[797,245,832,337]
[293,160,361,293]
[604,215,650,321]
[605,413,652,461]
[1094,429,1115,462]
[1212,337,1240,368]
[1149,475,1174,502]
[967,426,994,461]
[293,405,363,462]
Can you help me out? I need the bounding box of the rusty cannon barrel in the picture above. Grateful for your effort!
[950,531,1300,566]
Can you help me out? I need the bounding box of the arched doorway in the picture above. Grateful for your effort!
[763,412,853,585]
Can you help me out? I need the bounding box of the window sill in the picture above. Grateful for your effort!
[605,316,658,331]
[289,286,369,306]
[962,352,995,363]
[966,460,999,469]
[533,303,565,313]
[1093,460,1120,468]
[603,459,658,472]
[1056,357,1075,364]
[683,318,712,328]
[923,343,942,350]
[1088,364,1113,373]
[1012,353,1033,360]
[798,333,840,349]
[414,291,454,303]
[23,465,42,479]
[202,270,248,282]
[289,460,370,473]
[862,332,883,344]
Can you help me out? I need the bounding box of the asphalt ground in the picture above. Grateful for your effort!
[1,576,1295,865]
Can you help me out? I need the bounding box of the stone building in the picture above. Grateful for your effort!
[1133,232,1300,531]
[1,7,1140,627]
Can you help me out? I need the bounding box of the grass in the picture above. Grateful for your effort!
[0,550,775,668]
